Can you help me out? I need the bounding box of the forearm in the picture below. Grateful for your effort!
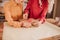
[39,5,48,23]
[40,5,48,21]
[4,3,13,23]
[5,11,13,22]
[24,0,31,14]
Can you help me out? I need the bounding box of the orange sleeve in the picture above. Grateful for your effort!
[4,2,13,22]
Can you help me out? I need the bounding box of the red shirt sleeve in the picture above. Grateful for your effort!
[24,0,31,14]
[39,0,48,22]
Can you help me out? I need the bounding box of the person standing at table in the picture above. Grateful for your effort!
[4,0,23,28]
[23,0,48,27]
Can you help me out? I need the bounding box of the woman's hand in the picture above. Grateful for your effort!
[28,18,35,23]
[38,19,45,25]
[12,21,22,28]
[22,21,32,28]
[23,13,28,20]
[8,21,14,26]
[31,20,39,27]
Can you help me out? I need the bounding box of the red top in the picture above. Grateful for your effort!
[24,0,48,22]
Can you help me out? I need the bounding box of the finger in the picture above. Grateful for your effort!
[13,22,18,28]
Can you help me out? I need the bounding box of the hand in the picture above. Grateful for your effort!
[38,21,42,25]
[22,21,32,28]
[28,18,35,23]
[12,21,22,28]
[38,20,45,25]
[31,20,39,27]
[23,13,28,20]
[8,21,14,26]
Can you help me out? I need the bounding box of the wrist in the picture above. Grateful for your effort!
[23,13,28,20]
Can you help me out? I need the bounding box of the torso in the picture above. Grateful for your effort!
[28,0,48,19]
[29,0,43,19]
[9,2,23,21]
